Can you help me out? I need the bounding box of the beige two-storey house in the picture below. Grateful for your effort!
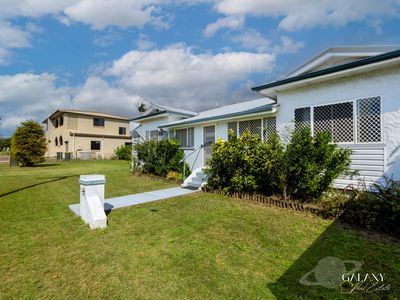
[43,109,131,159]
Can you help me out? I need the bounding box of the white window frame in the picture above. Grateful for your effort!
[293,96,383,145]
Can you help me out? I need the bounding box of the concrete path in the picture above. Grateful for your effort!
[69,187,197,216]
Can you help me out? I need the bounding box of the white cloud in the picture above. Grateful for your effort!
[203,15,244,37]
[0,73,71,132]
[64,0,160,30]
[213,0,400,31]
[0,21,32,65]
[136,33,156,50]
[71,77,141,115]
[231,29,271,52]
[106,44,275,109]
[275,36,304,54]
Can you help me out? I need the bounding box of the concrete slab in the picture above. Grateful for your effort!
[69,187,197,216]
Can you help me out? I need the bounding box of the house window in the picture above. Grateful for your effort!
[294,96,382,144]
[314,102,354,143]
[263,116,277,141]
[91,141,101,150]
[59,135,63,146]
[119,127,126,135]
[93,117,105,127]
[175,129,187,147]
[294,107,311,131]
[357,97,381,143]
[227,121,238,138]
[239,119,262,137]
[55,137,58,146]
[55,119,59,128]
[145,130,159,141]
[59,116,64,126]
[175,128,194,147]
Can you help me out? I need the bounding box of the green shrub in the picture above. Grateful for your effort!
[10,120,47,167]
[206,130,269,193]
[206,127,352,201]
[340,177,400,236]
[318,190,351,218]
[134,139,190,178]
[284,128,352,201]
[114,144,132,160]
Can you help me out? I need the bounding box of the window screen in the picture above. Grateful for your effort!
[149,130,159,141]
[239,119,262,137]
[294,107,311,131]
[188,128,194,147]
[263,116,276,141]
[314,102,354,143]
[227,121,238,138]
[175,129,187,147]
[357,97,381,143]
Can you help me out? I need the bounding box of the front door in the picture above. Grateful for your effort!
[203,125,215,166]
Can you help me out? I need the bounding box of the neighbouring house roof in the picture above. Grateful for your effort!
[252,48,400,97]
[159,98,276,128]
[130,103,197,121]
[43,109,130,123]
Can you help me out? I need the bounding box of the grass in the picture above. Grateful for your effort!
[0,150,8,156]
[0,160,399,299]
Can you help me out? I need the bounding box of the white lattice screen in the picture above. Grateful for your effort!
[313,102,354,143]
[239,119,262,137]
[227,121,238,138]
[263,116,276,140]
[357,97,381,143]
[294,107,311,131]
[294,96,382,144]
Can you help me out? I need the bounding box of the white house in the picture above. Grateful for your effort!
[130,103,197,142]
[140,46,400,189]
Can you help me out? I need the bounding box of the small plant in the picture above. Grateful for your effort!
[340,177,400,236]
[10,120,47,167]
[166,171,179,180]
[114,144,132,160]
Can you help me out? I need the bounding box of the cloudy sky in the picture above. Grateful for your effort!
[1,0,400,136]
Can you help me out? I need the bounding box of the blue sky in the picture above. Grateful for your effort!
[1,0,400,136]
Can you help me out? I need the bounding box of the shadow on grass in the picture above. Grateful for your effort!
[30,163,61,168]
[268,219,398,299]
[0,175,78,198]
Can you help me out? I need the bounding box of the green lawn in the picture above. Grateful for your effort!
[0,161,399,299]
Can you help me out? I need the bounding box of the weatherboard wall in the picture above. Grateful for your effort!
[275,64,400,188]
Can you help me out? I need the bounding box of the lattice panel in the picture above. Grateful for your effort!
[239,119,262,137]
[314,102,354,143]
[263,116,276,141]
[294,107,311,131]
[357,97,381,143]
[227,121,238,138]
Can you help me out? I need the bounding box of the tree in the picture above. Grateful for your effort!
[136,102,147,113]
[0,137,11,150]
[11,120,47,166]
